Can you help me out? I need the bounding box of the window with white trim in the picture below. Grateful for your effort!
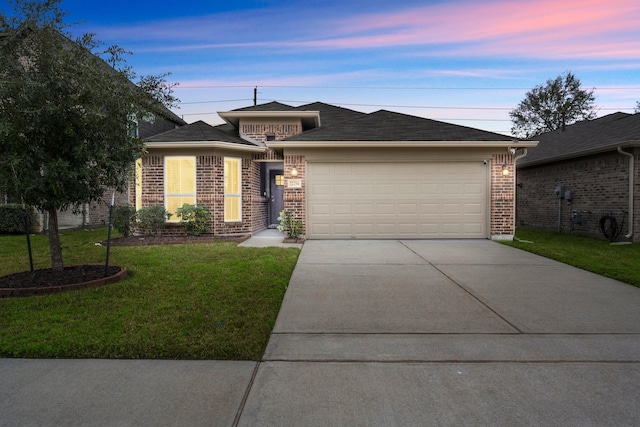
[224,157,242,222]
[165,156,196,221]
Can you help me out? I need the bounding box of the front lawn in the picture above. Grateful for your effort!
[0,228,300,360]
[502,228,640,287]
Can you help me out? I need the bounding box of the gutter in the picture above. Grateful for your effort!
[617,146,635,239]
[268,140,539,149]
[513,148,529,239]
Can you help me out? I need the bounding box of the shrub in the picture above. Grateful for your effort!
[176,204,211,236]
[277,210,302,239]
[136,205,172,235]
[0,204,35,234]
[112,205,136,237]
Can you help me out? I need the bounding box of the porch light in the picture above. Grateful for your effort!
[291,166,298,177]
[502,164,510,176]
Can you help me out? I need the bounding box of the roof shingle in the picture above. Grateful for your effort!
[286,110,514,141]
[519,112,640,166]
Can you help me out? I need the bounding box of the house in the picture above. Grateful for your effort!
[0,23,187,230]
[516,112,640,242]
[139,101,535,240]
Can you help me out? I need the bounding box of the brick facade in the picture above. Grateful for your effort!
[283,154,306,235]
[241,123,301,143]
[516,149,639,241]
[491,153,516,239]
[135,154,268,236]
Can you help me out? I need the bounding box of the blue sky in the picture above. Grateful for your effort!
[12,0,640,135]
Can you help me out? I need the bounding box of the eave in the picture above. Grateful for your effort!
[517,140,640,168]
[144,140,266,152]
[267,140,539,149]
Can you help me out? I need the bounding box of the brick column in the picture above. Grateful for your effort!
[283,154,306,235]
[491,153,515,239]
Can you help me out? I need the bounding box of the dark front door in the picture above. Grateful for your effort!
[269,169,284,226]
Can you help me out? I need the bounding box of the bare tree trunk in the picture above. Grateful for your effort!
[47,207,64,271]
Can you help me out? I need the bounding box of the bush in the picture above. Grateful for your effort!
[136,205,172,235]
[277,210,302,239]
[112,205,136,237]
[0,204,35,234]
[176,204,210,236]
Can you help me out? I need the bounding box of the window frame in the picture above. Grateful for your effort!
[224,157,242,222]
[164,156,196,222]
[135,158,143,211]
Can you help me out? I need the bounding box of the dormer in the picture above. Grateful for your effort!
[219,102,320,144]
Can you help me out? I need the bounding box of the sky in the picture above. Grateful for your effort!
[6,0,640,135]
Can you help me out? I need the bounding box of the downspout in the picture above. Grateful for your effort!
[617,146,634,239]
[513,148,528,237]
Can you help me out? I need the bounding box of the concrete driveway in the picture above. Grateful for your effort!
[241,240,640,426]
[2,240,640,426]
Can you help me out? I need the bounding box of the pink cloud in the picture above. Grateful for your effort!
[317,0,640,58]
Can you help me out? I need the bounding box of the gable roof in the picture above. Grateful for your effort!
[285,110,514,142]
[2,23,186,129]
[518,112,640,167]
[144,120,262,151]
[232,101,297,112]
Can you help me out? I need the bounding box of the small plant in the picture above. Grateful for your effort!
[112,205,136,237]
[277,210,302,240]
[176,204,211,236]
[136,205,172,235]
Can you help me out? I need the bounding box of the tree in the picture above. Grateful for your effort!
[635,101,640,114]
[509,72,597,139]
[0,0,178,271]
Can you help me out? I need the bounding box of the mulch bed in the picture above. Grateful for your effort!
[1,234,249,297]
[108,234,249,246]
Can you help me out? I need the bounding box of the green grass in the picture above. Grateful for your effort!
[0,228,300,360]
[502,228,640,287]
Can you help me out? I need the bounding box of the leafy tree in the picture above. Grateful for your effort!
[0,0,178,270]
[635,101,640,114]
[509,72,597,139]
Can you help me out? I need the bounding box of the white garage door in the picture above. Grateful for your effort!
[307,162,488,239]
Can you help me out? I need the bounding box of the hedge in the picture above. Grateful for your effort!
[0,204,36,234]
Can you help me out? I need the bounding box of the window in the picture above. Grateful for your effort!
[165,156,196,221]
[224,157,242,222]
[275,175,284,186]
[135,158,143,211]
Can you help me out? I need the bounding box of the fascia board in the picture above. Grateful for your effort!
[267,140,539,149]
[518,140,640,168]
[144,141,266,152]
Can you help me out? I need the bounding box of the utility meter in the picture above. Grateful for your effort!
[554,185,564,198]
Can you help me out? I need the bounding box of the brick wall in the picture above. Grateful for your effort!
[491,153,515,238]
[137,153,266,236]
[241,123,301,143]
[516,149,639,241]
[283,154,306,235]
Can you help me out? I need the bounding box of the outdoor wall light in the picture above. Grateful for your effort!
[502,164,510,176]
[291,166,298,177]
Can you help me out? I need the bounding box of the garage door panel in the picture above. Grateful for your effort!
[307,162,487,239]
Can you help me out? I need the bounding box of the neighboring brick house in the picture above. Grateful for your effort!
[51,109,187,230]
[139,101,536,240]
[516,112,640,242]
[0,23,188,230]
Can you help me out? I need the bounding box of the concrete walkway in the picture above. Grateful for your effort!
[238,228,303,248]
[2,240,640,426]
